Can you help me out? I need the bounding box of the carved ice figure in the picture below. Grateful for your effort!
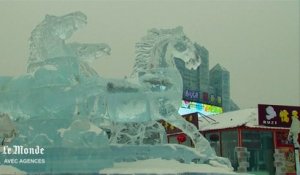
[0,11,232,171]
[109,121,167,145]
[106,27,231,168]
[0,12,113,173]
[27,11,111,77]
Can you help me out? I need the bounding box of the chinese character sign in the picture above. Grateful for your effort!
[258,104,300,128]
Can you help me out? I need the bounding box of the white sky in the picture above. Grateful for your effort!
[0,0,299,109]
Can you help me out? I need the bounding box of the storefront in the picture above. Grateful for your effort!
[200,105,300,175]
[160,104,300,174]
[159,112,199,147]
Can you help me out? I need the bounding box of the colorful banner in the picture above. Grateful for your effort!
[258,104,300,128]
[178,100,223,116]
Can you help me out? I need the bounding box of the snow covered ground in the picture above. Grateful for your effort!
[0,165,26,175]
[0,159,252,175]
[100,158,250,175]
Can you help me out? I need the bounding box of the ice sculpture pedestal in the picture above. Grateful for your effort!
[1,147,113,174]
[1,118,114,174]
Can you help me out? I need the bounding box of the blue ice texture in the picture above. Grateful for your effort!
[0,11,232,174]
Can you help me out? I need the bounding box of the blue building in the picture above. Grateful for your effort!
[175,43,239,112]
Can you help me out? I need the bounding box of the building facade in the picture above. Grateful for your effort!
[175,43,239,112]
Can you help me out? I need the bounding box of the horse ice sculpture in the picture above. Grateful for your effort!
[0,11,232,172]
[106,27,226,160]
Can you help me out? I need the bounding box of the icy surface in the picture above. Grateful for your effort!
[0,11,232,173]
[0,12,113,174]
[101,158,238,174]
[0,113,16,143]
[109,121,167,145]
[0,165,26,175]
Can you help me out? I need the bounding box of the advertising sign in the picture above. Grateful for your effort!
[183,90,199,102]
[258,104,300,128]
[178,100,223,116]
[275,147,297,174]
[183,90,222,106]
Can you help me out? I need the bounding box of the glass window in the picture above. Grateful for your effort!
[242,130,275,174]
[205,132,221,156]
[221,130,238,169]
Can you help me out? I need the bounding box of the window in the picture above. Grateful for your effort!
[242,130,275,174]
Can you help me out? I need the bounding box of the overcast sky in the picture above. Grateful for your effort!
[0,0,299,109]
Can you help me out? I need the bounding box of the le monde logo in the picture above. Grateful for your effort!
[2,145,46,164]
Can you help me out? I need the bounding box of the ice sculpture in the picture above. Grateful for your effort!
[0,11,113,174]
[115,26,231,167]
[27,11,110,76]
[0,11,232,173]
[0,113,16,145]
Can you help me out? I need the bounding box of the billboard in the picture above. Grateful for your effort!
[258,104,300,128]
[178,100,223,116]
[183,89,199,102]
[182,90,222,107]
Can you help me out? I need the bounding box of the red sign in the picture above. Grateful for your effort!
[258,104,300,128]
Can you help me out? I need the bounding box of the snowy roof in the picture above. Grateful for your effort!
[198,108,288,131]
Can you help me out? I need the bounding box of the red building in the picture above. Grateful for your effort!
[160,104,300,174]
[200,105,300,175]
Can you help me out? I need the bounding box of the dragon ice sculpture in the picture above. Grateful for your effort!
[0,11,232,169]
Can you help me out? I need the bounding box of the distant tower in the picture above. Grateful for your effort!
[209,64,230,112]
[195,43,209,101]
[174,44,210,102]
[175,58,199,92]
[175,43,239,112]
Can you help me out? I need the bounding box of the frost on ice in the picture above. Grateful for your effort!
[0,11,232,173]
